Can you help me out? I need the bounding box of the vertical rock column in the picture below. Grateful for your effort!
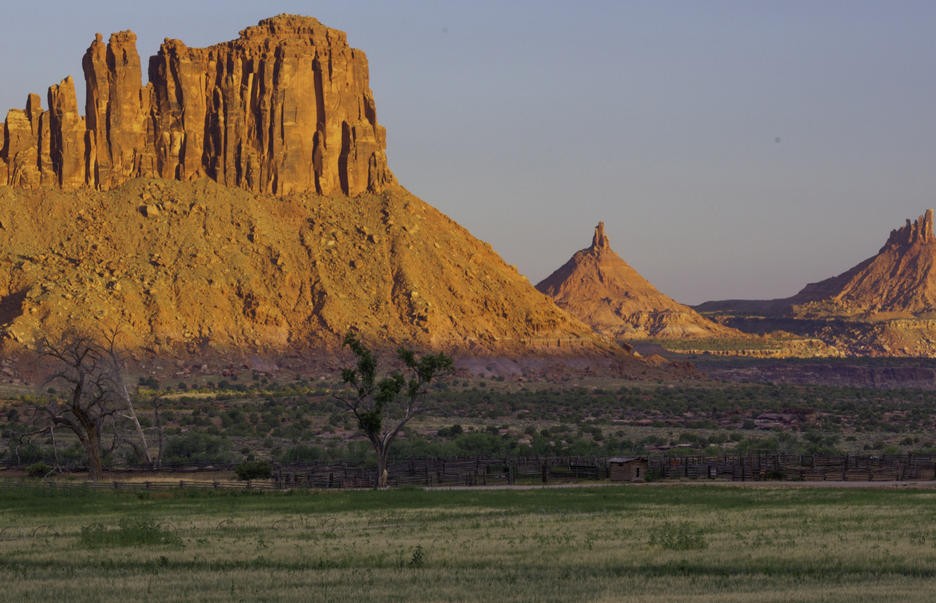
[48,77,88,190]
[147,38,212,183]
[3,101,41,188]
[1,94,55,188]
[83,31,152,188]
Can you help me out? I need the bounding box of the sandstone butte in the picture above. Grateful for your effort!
[1,15,391,196]
[536,222,741,341]
[0,15,638,363]
[696,210,936,356]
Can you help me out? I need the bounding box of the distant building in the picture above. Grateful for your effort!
[608,457,648,482]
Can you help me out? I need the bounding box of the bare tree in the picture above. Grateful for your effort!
[146,391,167,469]
[101,326,152,467]
[336,333,453,488]
[38,330,119,480]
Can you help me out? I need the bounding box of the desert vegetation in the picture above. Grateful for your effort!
[4,367,936,477]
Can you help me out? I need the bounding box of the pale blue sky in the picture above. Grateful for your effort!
[2,1,935,304]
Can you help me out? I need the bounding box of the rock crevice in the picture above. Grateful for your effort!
[0,14,393,196]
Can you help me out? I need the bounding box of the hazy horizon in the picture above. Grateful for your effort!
[1,1,933,305]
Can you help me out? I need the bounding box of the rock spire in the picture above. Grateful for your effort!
[591,221,609,251]
[0,15,394,196]
[884,209,935,249]
[537,222,741,340]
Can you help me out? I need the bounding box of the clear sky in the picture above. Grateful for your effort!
[2,1,935,304]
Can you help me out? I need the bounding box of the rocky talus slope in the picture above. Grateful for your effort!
[0,179,611,355]
[537,223,740,340]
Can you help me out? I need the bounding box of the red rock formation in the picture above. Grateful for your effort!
[786,209,936,317]
[83,31,151,189]
[0,14,394,196]
[884,209,935,248]
[537,222,741,340]
[699,209,936,321]
[48,77,88,190]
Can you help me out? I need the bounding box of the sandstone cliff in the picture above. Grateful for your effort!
[1,15,393,196]
[537,223,740,340]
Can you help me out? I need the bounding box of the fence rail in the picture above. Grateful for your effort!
[648,453,936,482]
[2,453,934,491]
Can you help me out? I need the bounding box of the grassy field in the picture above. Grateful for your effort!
[2,483,936,601]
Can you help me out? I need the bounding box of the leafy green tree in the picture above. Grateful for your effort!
[336,333,453,488]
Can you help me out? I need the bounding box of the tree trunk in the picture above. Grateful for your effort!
[122,397,152,466]
[153,399,164,470]
[376,447,390,489]
[85,428,103,481]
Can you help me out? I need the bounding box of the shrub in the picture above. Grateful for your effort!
[80,517,182,548]
[162,432,231,466]
[437,424,464,438]
[26,461,52,477]
[235,460,272,481]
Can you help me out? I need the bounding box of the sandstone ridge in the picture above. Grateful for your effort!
[1,15,393,196]
[537,222,740,340]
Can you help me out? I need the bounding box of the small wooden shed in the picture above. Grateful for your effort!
[608,457,649,482]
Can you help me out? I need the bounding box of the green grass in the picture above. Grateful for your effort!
[2,483,936,601]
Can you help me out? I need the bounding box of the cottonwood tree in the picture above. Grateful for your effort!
[37,329,149,479]
[336,333,453,488]
[38,331,118,480]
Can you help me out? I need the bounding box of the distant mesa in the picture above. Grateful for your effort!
[536,222,739,340]
[0,15,393,196]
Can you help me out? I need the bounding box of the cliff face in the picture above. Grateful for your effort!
[537,223,740,340]
[1,15,393,196]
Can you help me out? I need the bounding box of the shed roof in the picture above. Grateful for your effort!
[608,457,647,464]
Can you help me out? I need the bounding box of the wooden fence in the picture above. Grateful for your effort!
[3,453,934,492]
[274,456,609,489]
[648,453,936,482]
[275,453,936,489]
